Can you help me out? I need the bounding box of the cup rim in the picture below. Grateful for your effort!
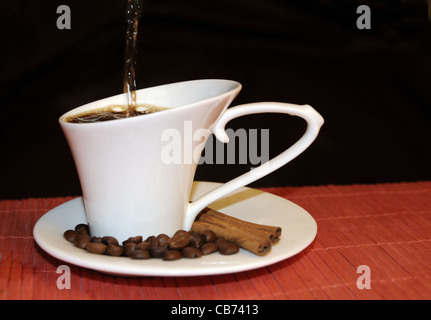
[59,79,242,125]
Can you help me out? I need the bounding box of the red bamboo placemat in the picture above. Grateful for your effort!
[1,181,431,300]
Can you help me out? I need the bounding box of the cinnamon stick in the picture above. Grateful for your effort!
[200,208,282,243]
[191,220,271,256]
[191,207,282,256]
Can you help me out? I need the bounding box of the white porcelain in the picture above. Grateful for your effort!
[33,181,317,277]
[59,79,323,242]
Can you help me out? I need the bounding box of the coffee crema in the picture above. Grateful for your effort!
[66,104,168,123]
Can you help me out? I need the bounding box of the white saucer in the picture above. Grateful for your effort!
[33,181,317,277]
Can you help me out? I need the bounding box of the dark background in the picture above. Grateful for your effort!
[1,0,430,200]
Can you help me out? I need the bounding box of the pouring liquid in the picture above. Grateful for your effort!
[123,0,143,116]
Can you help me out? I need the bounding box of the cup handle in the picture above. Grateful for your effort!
[183,102,324,230]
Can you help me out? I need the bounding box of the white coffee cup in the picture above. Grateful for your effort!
[59,79,324,242]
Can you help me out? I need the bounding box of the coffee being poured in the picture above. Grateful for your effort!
[66,0,168,123]
[123,0,142,115]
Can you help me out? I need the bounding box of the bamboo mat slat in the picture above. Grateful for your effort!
[1,182,431,300]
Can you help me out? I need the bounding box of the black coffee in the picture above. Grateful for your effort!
[66,104,167,123]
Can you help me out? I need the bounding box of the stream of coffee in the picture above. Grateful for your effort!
[123,0,143,116]
[65,0,169,124]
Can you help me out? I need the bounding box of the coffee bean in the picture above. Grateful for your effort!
[106,244,123,256]
[91,236,103,243]
[63,229,77,243]
[202,230,217,243]
[163,249,182,261]
[168,234,190,249]
[122,236,143,245]
[86,242,107,254]
[149,246,167,258]
[131,249,150,259]
[75,223,89,234]
[123,242,136,257]
[201,242,218,255]
[102,236,119,246]
[216,239,239,255]
[135,241,151,251]
[174,230,192,238]
[157,234,170,248]
[189,233,205,248]
[75,233,91,242]
[145,235,159,248]
[182,246,202,258]
[74,233,91,249]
